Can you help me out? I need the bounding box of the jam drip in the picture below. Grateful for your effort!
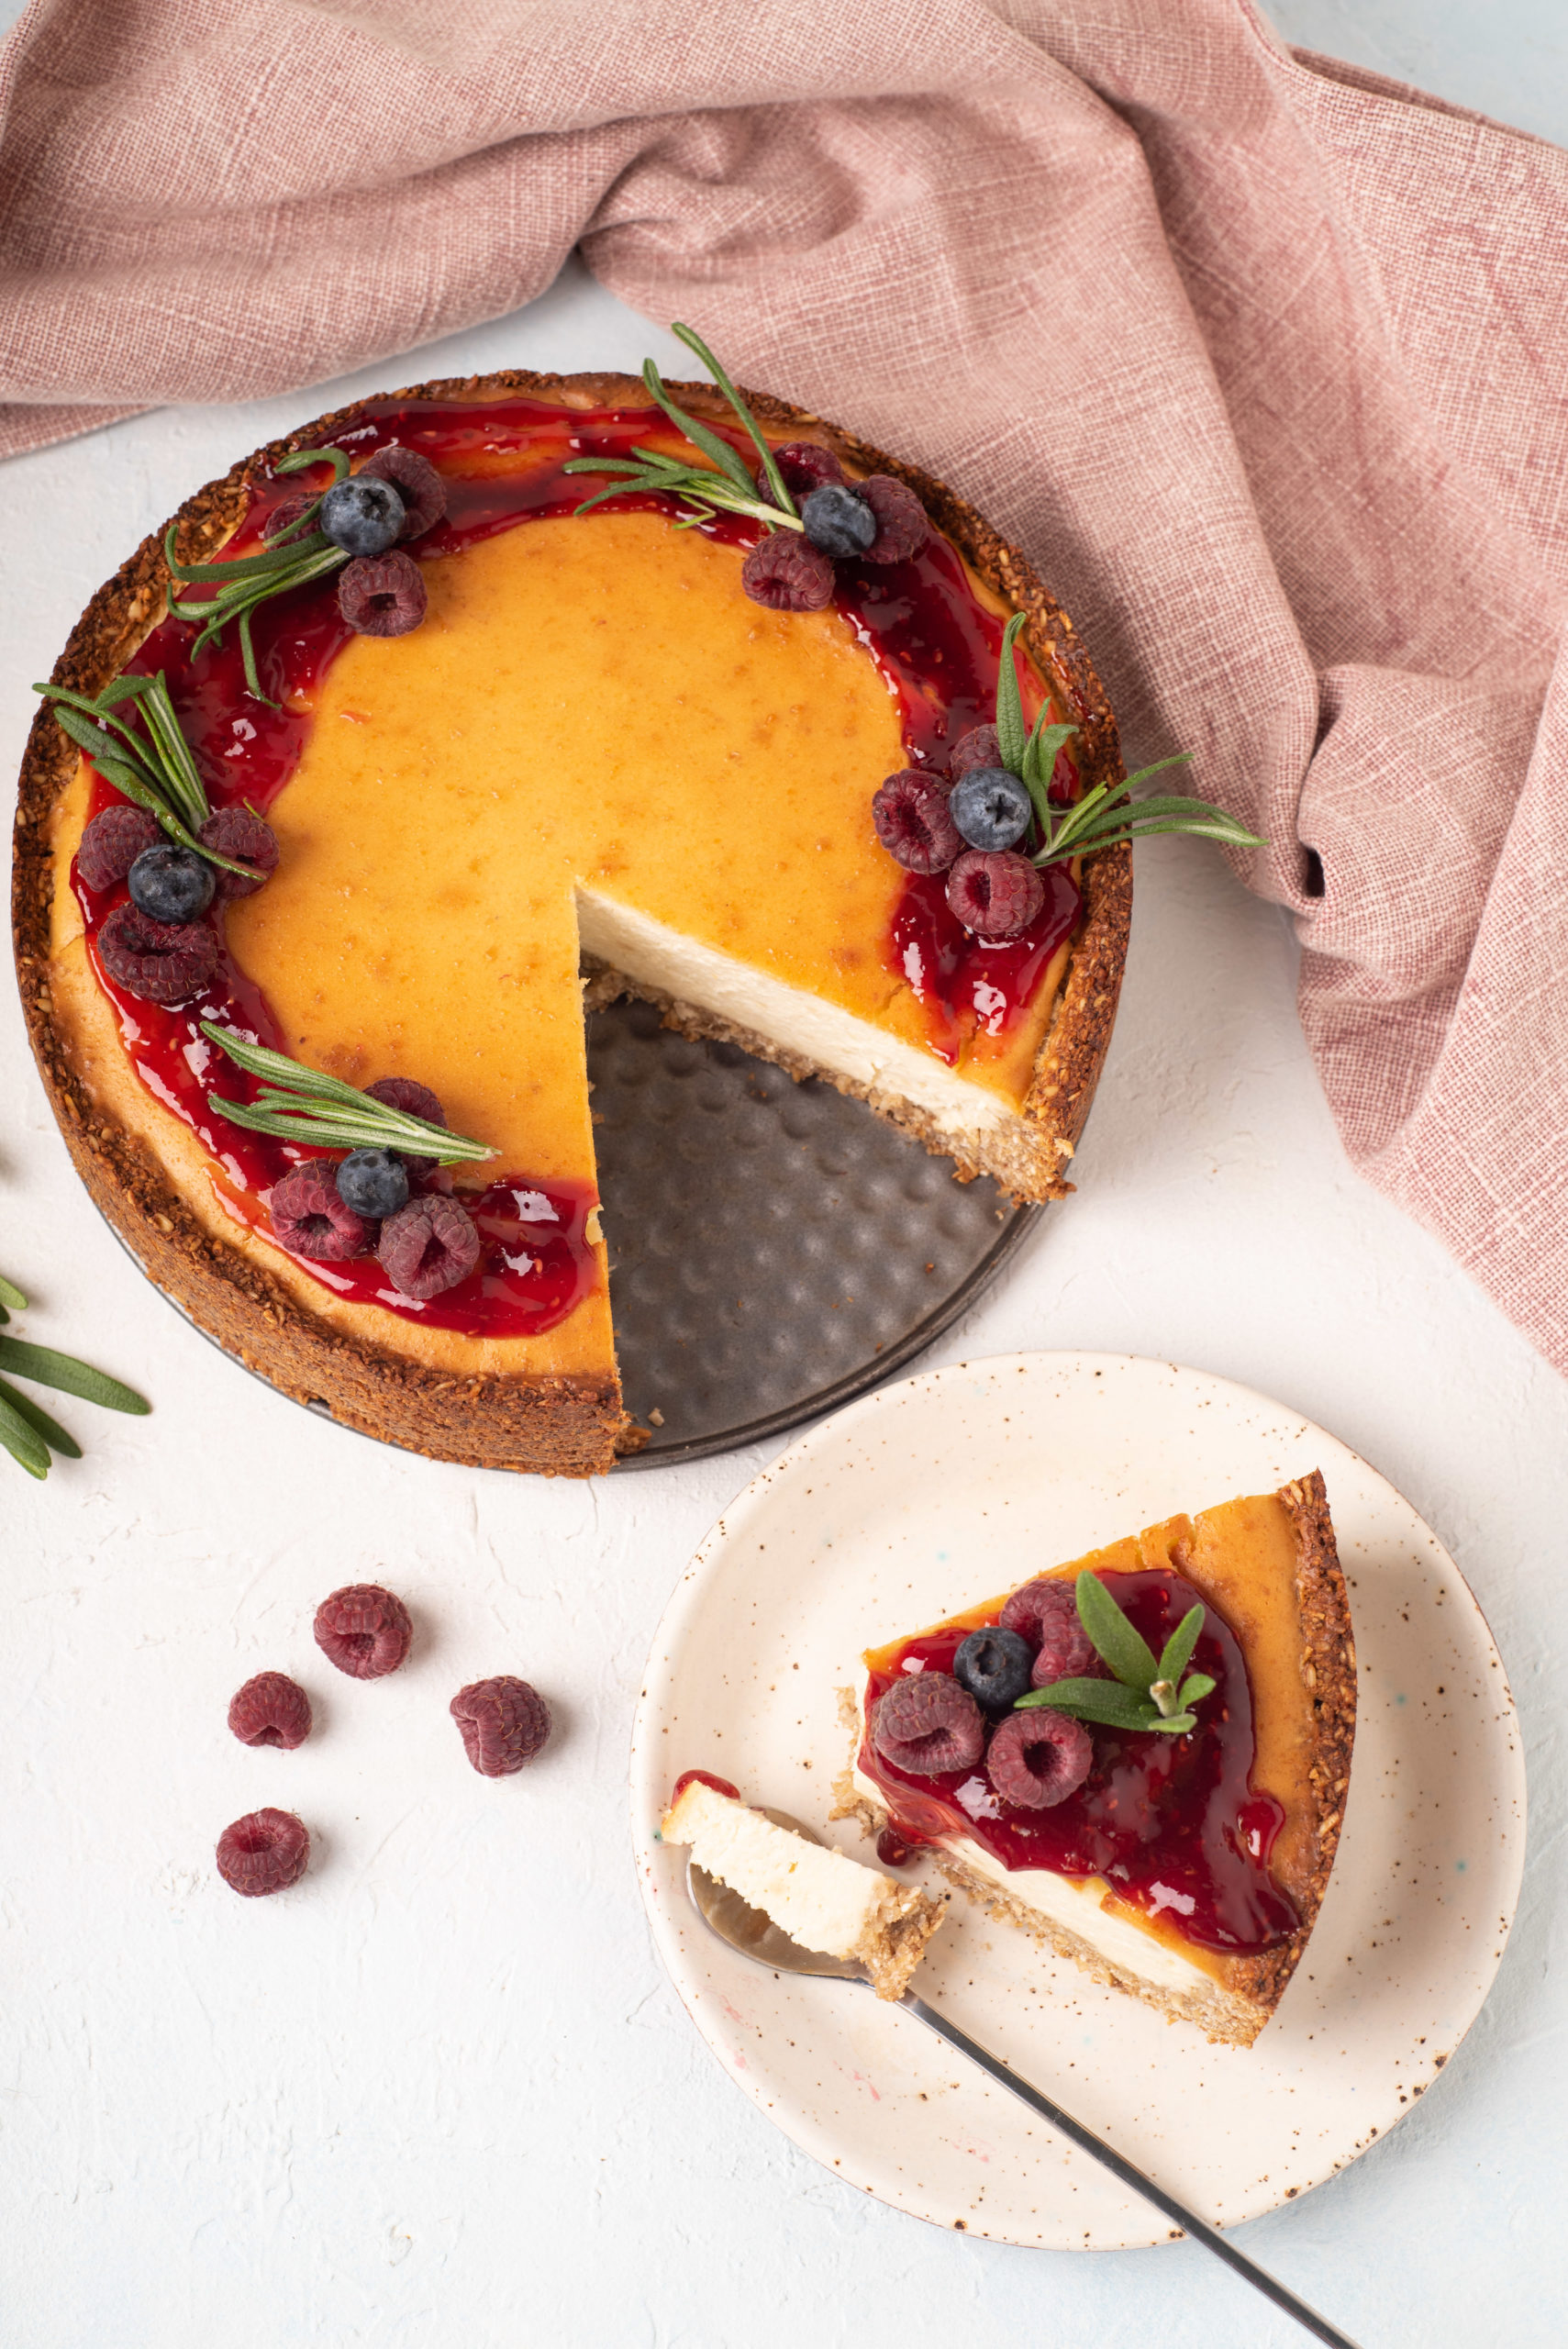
[858,1569,1297,1955]
[77,392,1082,1332]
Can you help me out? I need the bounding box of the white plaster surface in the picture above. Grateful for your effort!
[4,259,1567,2349]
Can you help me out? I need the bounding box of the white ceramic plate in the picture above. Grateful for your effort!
[630,1353,1525,2248]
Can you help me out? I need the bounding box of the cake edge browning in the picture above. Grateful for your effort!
[13,369,1130,1475]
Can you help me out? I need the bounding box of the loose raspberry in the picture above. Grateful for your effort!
[77,805,161,892]
[261,490,318,542]
[857,474,930,563]
[986,1709,1093,1809]
[216,1807,310,1896]
[96,901,217,1003]
[450,1675,552,1776]
[871,769,962,874]
[228,1671,312,1749]
[740,533,835,612]
[365,1074,446,1178]
[338,549,427,636]
[268,1162,371,1261]
[871,1672,985,1776]
[949,724,1002,780]
[1000,1576,1097,1687]
[313,1582,413,1679]
[360,444,448,540]
[758,440,846,505]
[198,805,279,899]
[946,849,1044,941]
[377,1194,481,1298]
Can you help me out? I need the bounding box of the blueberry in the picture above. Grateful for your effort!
[335,1148,410,1219]
[127,842,215,923]
[950,765,1033,852]
[318,475,406,559]
[800,484,877,560]
[952,1625,1036,1713]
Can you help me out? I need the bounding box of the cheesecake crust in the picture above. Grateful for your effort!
[14,371,1129,1475]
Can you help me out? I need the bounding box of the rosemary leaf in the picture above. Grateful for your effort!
[0,1335,150,1415]
[671,321,800,518]
[640,360,758,499]
[0,1390,50,1478]
[0,1273,27,1312]
[1075,1568,1161,1692]
[1157,1604,1205,1689]
[0,1375,83,1459]
[164,523,337,588]
[199,1021,495,1164]
[1017,1676,1164,1733]
[276,445,350,485]
[994,613,1029,775]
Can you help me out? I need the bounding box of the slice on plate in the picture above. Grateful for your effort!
[834,1472,1355,2044]
[661,1770,946,1999]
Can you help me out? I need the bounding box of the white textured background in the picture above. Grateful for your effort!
[6,13,1568,2335]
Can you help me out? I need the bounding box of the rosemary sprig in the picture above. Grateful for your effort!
[34,673,265,882]
[562,321,805,532]
[1017,1573,1218,1737]
[165,445,350,704]
[0,1274,150,1481]
[199,1022,495,1165]
[991,612,1266,866]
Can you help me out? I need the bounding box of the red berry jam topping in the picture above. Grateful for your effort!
[450,1675,552,1776]
[874,1826,916,1868]
[859,1569,1299,1954]
[228,1671,312,1750]
[671,1767,741,1803]
[216,1807,310,1897]
[313,1583,412,1679]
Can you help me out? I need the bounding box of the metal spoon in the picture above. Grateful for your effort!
[686,1814,1363,2349]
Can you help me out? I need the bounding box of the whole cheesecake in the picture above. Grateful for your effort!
[14,368,1131,1475]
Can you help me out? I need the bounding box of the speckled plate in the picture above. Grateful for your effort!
[630,1353,1525,2249]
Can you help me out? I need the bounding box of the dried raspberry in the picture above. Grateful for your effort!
[377,1194,481,1298]
[268,1162,371,1261]
[946,848,1044,941]
[949,724,1002,779]
[757,440,847,505]
[360,444,448,539]
[216,1807,310,1896]
[450,1675,552,1776]
[871,1672,985,1776]
[339,550,427,636]
[228,1671,312,1749]
[871,769,962,874]
[740,533,836,612]
[985,1709,1093,1809]
[1000,1576,1097,1686]
[313,1582,413,1679]
[77,805,161,892]
[96,900,218,1004]
[875,1827,915,1867]
[857,474,930,563]
[365,1074,446,1178]
[261,490,318,542]
[198,805,279,899]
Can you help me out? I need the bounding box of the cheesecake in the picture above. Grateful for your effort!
[833,1473,1355,2045]
[660,1769,945,1999]
[15,363,1132,1476]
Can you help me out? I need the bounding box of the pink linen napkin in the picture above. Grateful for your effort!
[4,0,1566,1373]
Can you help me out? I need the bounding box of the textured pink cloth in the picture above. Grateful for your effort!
[5,0,1567,1370]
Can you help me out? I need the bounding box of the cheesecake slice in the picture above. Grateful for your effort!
[660,1771,945,2000]
[833,1473,1355,2044]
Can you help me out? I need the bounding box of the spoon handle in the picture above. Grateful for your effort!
[900,1992,1362,2349]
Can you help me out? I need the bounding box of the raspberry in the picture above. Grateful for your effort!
[985,1709,1093,1809]
[228,1671,312,1749]
[740,533,835,612]
[450,1675,552,1776]
[313,1582,413,1679]
[871,1673,984,1776]
[216,1807,310,1896]
[875,1827,915,1867]
[949,724,1002,779]
[361,445,448,540]
[338,550,427,636]
[1000,1576,1097,1686]
[365,1074,446,1178]
[261,490,318,542]
[871,769,962,874]
[268,1162,370,1261]
[857,474,930,563]
[377,1194,480,1299]
[198,806,279,899]
[945,848,1044,941]
[758,441,846,505]
[96,901,218,1003]
[77,805,161,892]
